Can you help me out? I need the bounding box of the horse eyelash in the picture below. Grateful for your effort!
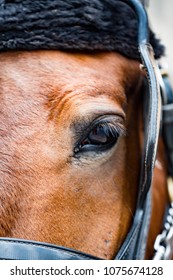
[98,121,127,138]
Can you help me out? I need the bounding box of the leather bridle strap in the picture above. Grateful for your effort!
[0,238,99,260]
[115,0,162,259]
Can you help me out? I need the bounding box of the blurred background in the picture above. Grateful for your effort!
[147,0,173,84]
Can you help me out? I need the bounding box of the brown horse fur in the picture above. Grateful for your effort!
[0,50,169,259]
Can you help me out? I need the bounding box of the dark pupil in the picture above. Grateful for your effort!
[81,124,116,146]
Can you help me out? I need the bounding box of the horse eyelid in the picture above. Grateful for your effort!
[73,114,126,137]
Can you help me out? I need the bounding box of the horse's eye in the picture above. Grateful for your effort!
[74,121,124,154]
[81,124,116,146]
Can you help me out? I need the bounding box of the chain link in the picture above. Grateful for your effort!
[153,202,173,259]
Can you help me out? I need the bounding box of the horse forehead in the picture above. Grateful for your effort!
[0,50,139,116]
[0,50,137,84]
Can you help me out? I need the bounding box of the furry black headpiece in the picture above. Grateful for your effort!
[0,0,164,60]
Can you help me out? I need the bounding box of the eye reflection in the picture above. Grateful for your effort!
[74,120,125,154]
[81,124,118,146]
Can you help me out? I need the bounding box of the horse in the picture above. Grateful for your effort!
[0,0,173,260]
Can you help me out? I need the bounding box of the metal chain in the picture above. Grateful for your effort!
[153,203,173,259]
[153,177,173,260]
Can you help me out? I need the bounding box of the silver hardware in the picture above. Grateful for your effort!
[153,201,173,259]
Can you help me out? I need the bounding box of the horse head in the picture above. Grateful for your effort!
[0,0,172,259]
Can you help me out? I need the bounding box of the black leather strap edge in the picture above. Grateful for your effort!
[0,238,100,260]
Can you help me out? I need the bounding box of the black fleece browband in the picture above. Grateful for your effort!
[0,0,164,60]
